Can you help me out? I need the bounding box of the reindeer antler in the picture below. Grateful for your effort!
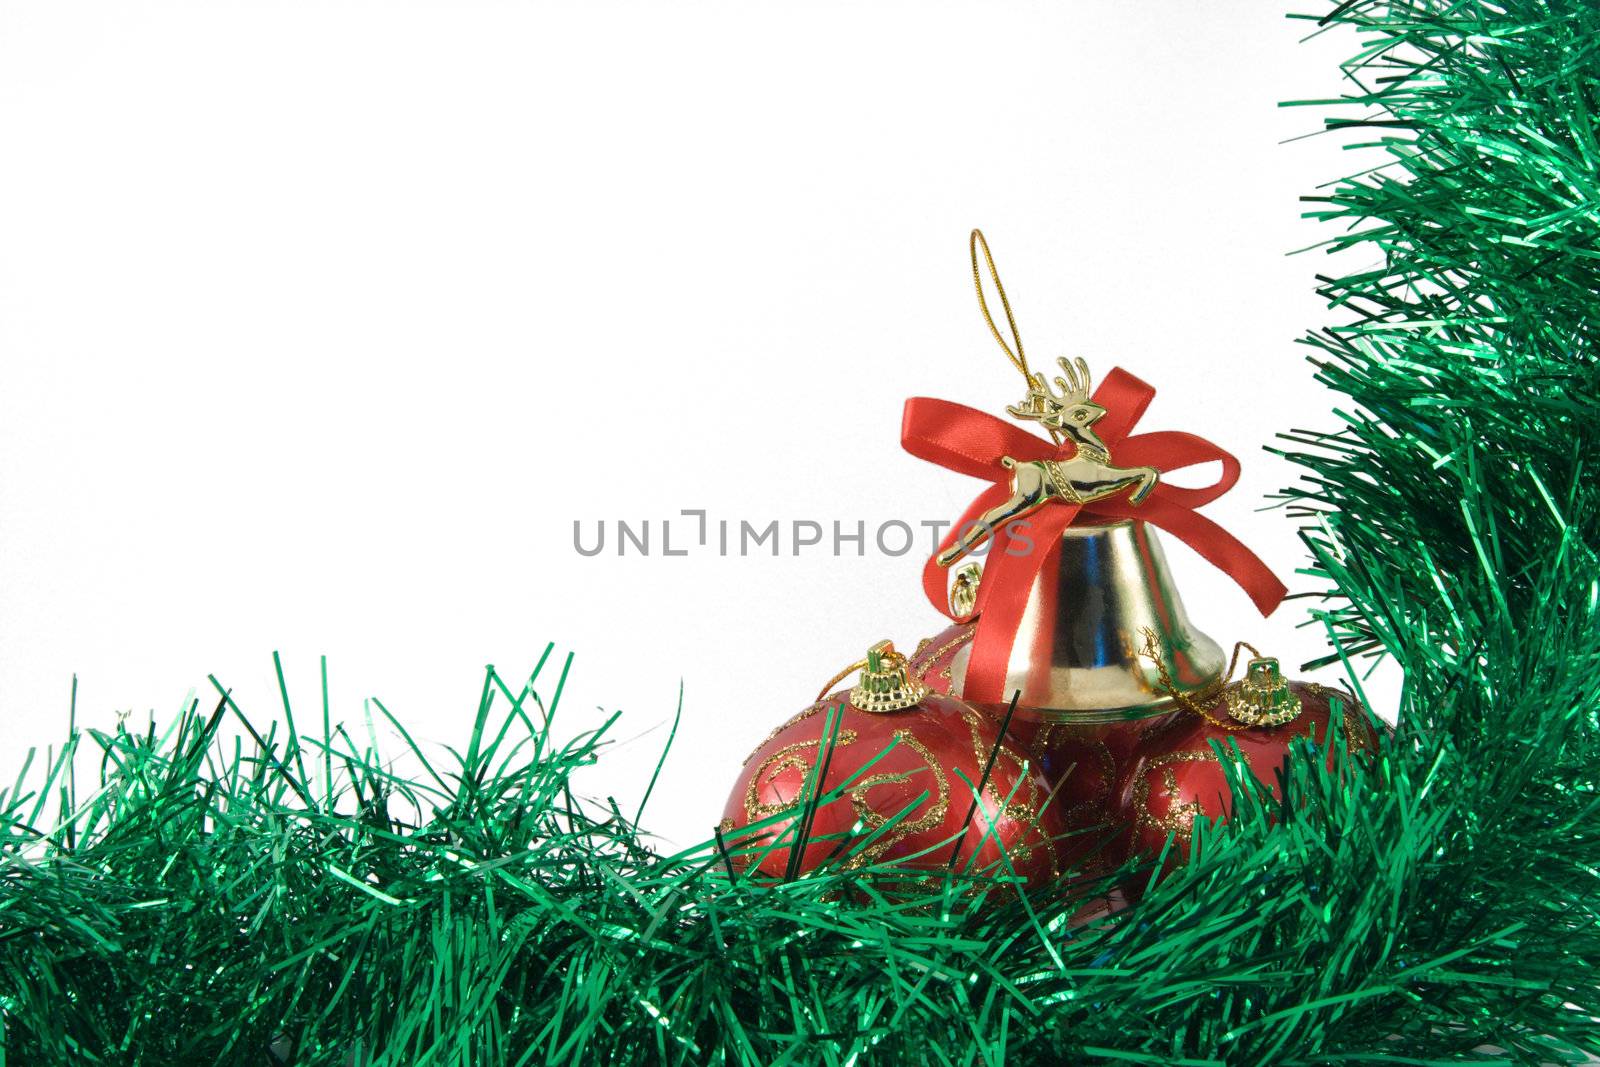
[1052,357,1091,405]
[1007,356,1093,423]
[1006,375,1054,421]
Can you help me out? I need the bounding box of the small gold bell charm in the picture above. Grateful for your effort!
[949,563,981,618]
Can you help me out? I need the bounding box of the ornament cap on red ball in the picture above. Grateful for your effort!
[1225,656,1303,727]
[847,640,930,714]
[719,640,1063,888]
[1113,649,1383,878]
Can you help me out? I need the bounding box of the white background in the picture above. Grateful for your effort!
[0,1,1391,850]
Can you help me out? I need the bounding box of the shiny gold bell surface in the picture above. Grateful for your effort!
[947,520,1225,719]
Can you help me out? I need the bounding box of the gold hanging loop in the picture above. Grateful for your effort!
[970,228,1063,446]
[970,228,1033,388]
[815,657,870,704]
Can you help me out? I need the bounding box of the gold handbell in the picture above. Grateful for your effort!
[945,519,1225,719]
[1224,656,1303,727]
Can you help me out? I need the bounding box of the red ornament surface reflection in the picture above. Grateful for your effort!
[720,689,1062,887]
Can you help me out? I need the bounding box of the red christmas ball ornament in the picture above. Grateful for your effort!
[721,641,1063,888]
[1113,650,1382,869]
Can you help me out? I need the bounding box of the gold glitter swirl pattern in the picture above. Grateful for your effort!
[741,699,831,768]
[1060,739,1116,824]
[1129,748,1253,843]
[744,731,860,820]
[909,626,975,691]
[844,729,951,864]
[950,701,1052,870]
[741,725,959,870]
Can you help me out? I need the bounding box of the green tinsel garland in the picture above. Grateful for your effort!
[5,1,1600,1062]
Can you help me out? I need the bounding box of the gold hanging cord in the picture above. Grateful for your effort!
[970,228,1062,445]
[815,656,871,704]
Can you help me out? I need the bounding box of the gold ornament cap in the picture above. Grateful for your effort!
[1224,656,1304,727]
[849,640,929,714]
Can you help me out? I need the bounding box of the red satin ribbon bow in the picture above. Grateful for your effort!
[901,367,1287,703]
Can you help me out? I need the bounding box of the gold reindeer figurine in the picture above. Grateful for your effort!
[936,357,1159,568]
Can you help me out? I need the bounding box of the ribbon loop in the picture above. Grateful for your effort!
[901,399,1055,480]
[1111,431,1241,510]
